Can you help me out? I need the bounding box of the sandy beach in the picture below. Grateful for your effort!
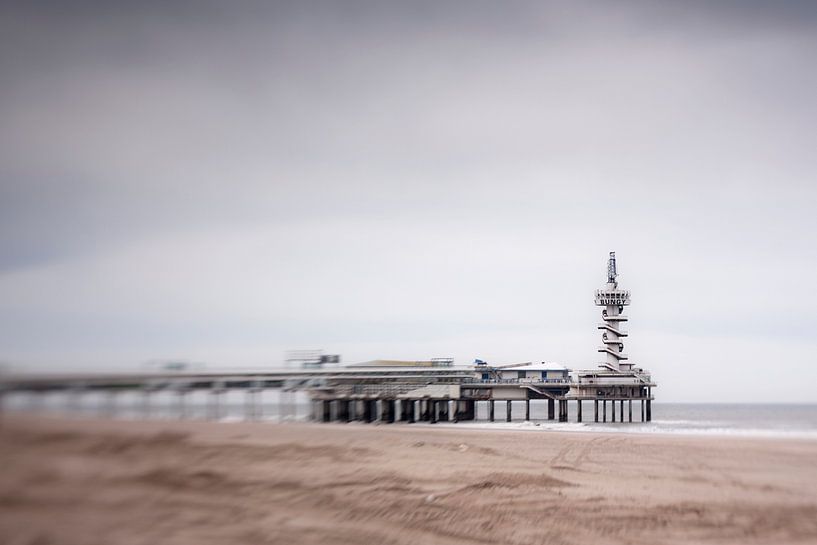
[2,415,817,545]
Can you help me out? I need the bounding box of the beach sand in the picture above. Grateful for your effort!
[1,415,817,545]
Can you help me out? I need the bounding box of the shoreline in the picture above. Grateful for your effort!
[7,408,817,442]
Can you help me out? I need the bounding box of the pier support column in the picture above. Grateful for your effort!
[464,400,475,420]
[430,401,438,424]
[26,391,41,413]
[322,400,332,422]
[67,386,83,414]
[525,399,530,421]
[362,399,374,423]
[384,399,396,423]
[506,400,512,422]
[488,400,495,422]
[547,399,555,420]
[337,399,350,422]
[142,388,153,419]
[577,400,582,423]
[594,400,599,422]
[244,387,258,421]
[646,399,652,422]
[355,399,362,421]
[603,400,607,422]
[438,400,449,422]
[253,382,264,420]
[612,399,616,422]
[102,390,117,418]
[420,400,430,422]
[279,390,289,421]
[177,388,189,420]
[453,400,474,422]
[354,399,364,422]
[209,383,226,421]
[628,400,632,423]
[641,399,645,422]
[620,400,624,422]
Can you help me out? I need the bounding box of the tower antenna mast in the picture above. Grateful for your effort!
[607,251,617,285]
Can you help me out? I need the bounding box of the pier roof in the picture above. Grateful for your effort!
[494,362,568,372]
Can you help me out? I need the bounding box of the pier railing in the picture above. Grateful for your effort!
[462,378,572,385]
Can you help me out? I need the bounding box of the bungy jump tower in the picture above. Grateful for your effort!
[597,251,632,372]
[568,252,656,422]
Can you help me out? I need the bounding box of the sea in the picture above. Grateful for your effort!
[5,390,817,440]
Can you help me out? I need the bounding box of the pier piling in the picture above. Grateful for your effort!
[594,400,599,422]
[464,400,475,420]
[420,400,430,422]
[322,400,332,422]
[506,400,512,422]
[103,390,116,418]
[384,399,396,423]
[244,388,256,421]
[548,398,555,420]
[399,400,412,422]
[366,399,374,422]
[438,400,449,422]
[142,388,152,419]
[577,400,582,422]
[337,399,350,422]
[177,388,189,420]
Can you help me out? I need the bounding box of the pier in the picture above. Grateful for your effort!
[0,252,655,424]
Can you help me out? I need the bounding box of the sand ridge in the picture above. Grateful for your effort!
[1,415,817,544]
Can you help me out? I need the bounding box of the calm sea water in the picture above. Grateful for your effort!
[6,391,817,439]
[461,402,817,439]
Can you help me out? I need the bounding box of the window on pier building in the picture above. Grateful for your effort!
[518,371,526,379]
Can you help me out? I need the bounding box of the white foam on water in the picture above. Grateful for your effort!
[414,419,817,440]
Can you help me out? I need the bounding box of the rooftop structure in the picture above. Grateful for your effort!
[348,358,454,368]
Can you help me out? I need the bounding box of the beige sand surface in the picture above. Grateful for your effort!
[1,415,817,545]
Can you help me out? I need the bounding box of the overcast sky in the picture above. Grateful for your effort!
[1,1,816,402]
